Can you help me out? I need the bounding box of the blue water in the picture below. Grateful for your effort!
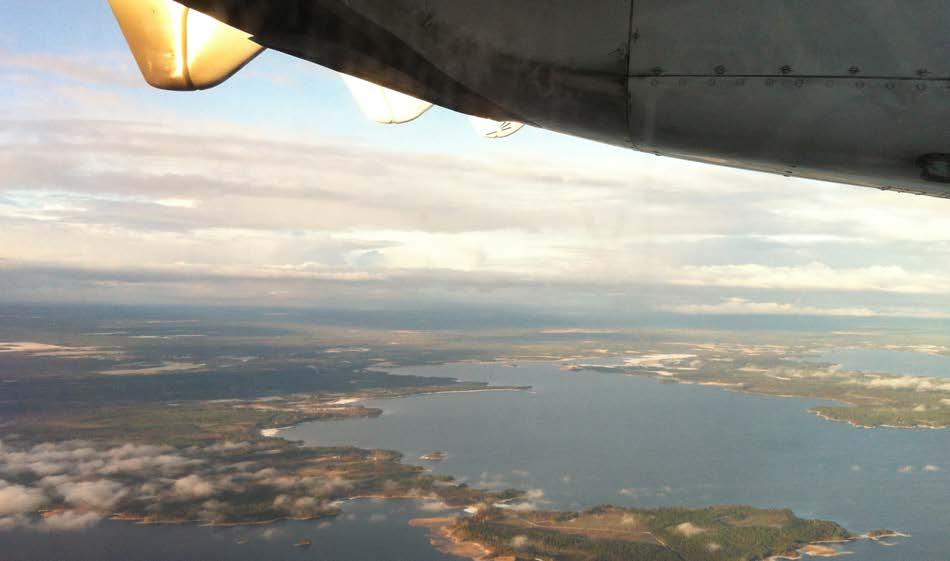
[814,348,950,379]
[285,362,950,561]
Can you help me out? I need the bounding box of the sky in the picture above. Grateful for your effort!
[3,2,950,323]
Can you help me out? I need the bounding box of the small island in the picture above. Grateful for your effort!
[416,505,896,561]
[867,528,911,541]
[420,451,448,461]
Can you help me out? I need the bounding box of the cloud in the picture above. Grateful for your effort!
[500,488,548,512]
[292,497,318,512]
[4,39,950,314]
[670,263,950,295]
[99,444,199,476]
[922,464,943,472]
[0,440,197,483]
[0,482,47,515]
[260,527,284,540]
[675,522,707,537]
[523,489,545,501]
[0,439,368,528]
[897,465,915,473]
[860,376,950,392]
[57,480,127,510]
[618,485,673,498]
[418,500,449,512]
[666,298,877,317]
[0,515,30,530]
[172,475,215,498]
[0,342,109,357]
[665,297,950,319]
[41,511,103,531]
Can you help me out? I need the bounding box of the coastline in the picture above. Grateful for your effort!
[809,409,948,430]
[415,517,899,561]
[257,385,529,439]
[410,517,493,561]
[576,361,949,431]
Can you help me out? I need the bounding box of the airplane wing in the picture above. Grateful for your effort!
[108,0,950,198]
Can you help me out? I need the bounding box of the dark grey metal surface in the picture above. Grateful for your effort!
[628,0,950,79]
[628,76,950,196]
[176,0,950,198]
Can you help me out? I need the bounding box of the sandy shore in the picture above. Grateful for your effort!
[409,517,493,561]
[801,543,851,557]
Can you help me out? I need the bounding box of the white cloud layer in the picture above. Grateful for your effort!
[3,44,950,317]
[666,298,950,319]
[0,482,47,516]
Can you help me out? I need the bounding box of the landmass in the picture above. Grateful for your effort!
[0,307,528,528]
[417,505,893,561]
[1,385,526,528]
[568,343,950,429]
[420,451,448,461]
[1,436,520,528]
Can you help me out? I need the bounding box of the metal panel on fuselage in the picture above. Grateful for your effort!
[627,0,950,78]
[626,0,950,195]
[627,75,950,196]
[339,0,634,145]
[175,0,950,196]
[181,0,635,146]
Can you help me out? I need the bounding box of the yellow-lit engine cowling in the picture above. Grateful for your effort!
[108,0,264,90]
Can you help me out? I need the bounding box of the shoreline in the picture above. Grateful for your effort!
[410,517,493,561]
[576,361,948,431]
[809,410,948,430]
[414,517,901,561]
[257,385,528,439]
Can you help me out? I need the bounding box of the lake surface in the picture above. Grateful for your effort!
[284,362,950,561]
[813,347,950,379]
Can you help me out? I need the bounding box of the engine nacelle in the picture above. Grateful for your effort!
[108,0,263,90]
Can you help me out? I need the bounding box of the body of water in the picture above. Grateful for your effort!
[0,500,464,561]
[284,362,950,561]
[813,347,950,379]
[3,359,948,561]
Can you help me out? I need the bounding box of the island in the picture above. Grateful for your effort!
[416,505,891,561]
[420,451,449,461]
